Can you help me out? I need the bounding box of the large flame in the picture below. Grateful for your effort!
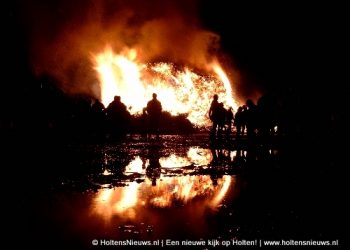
[94,47,238,127]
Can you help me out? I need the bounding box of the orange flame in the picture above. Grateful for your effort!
[93,46,239,127]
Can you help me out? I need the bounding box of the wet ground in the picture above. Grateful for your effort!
[3,133,341,249]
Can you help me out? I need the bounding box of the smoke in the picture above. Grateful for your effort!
[20,0,238,99]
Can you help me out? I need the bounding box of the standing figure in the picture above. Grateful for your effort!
[234,106,245,138]
[225,107,234,138]
[146,93,162,138]
[91,98,106,139]
[106,96,130,136]
[209,94,220,139]
[217,103,226,138]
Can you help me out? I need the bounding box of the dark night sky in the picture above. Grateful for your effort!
[0,2,344,244]
[199,1,341,91]
[1,1,344,244]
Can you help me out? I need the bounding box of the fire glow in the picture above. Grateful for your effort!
[94,47,238,127]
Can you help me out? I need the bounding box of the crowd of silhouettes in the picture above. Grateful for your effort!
[94,92,280,143]
[79,92,192,141]
[209,95,236,140]
[87,93,164,139]
[1,74,285,144]
[209,94,235,139]
[208,94,279,142]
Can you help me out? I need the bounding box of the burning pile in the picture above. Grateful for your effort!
[94,47,238,127]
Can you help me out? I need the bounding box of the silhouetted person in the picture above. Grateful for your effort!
[209,94,220,138]
[225,107,234,138]
[146,93,162,138]
[217,103,226,138]
[91,98,105,116]
[91,98,105,139]
[106,96,130,137]
[234,106,245,138]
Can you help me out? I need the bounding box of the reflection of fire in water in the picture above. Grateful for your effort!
[94,176,232,220]
[93,147,233,220]
[148,176,232,209]
[93,47,239,127]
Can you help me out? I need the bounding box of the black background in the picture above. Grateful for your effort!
[1,0,344,247]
